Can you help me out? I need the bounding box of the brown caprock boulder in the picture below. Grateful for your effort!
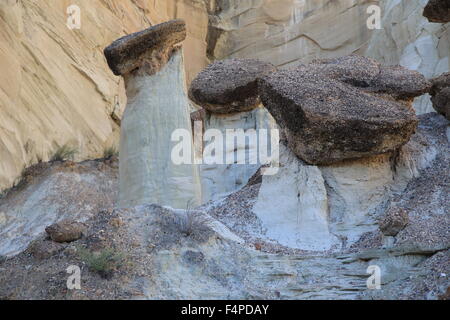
[423,0,450,23]
[189,58,276,114]
[258,55,431,165]
[430,72,450,120]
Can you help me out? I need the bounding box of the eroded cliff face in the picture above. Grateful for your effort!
[0,0,210,192]
[207,0,379,67]
[207,0,449,113]
[366,0,450,114]
[1,0,448,192]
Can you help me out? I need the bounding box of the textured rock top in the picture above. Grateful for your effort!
[307,55,431,100]
[423,0,450,23]
[104,20,186,75]
[258,55,427,165]
[189,59,276,114]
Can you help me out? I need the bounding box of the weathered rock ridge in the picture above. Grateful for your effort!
[366,0,450,114]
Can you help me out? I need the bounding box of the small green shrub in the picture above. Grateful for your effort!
[77,247,125,278]
[103,146,119,159]
[50,144,78,162]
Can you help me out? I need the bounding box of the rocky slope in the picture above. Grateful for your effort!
[0,114,448,300]
[0,0,449,301]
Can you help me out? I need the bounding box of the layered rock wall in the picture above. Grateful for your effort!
[366,0,450,114]
[0,0,210,192]
[1,0,448,193]
[207,0,378,67]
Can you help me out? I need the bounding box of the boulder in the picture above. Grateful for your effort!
[423,0,450,23]
[258,55,429,165]
[430,72,450,120]
[45,220,86,243]
[27,240,65,260]
[189,59,276,114]
[379,207,409,237]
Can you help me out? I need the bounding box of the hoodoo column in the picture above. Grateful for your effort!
[104,20,201,208]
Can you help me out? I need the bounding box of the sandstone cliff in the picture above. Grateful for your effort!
[207,0,377,66]
[0,0,209,191]
[1,0,449,192]
[207,0,449,113]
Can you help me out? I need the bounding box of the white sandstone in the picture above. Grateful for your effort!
[119,50,202,208]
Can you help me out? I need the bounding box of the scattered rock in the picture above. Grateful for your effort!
[45,220,87,243]
[439,286,450,300]
[189,59,276,114]
[104,19,187,75]
[110,217,123,228]
[379,207,409,236]
[423,0,450,23]
[63,245,78,256]
[254,243,262,251]
[429,72,450,120]
[258,55,427,165]
[27,240,64,260]
[0,212,6,225]
[182,250,205,265]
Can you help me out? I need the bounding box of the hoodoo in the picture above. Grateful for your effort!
[189,59,278,202]
[104,20,201,208]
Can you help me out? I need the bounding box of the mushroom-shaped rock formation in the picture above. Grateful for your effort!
[188,59,278,202]
[423,0,450,23]
[104,20,201,208]
[189,58,276,114]
[258,55,430,165]
[104,20,187,76]
[429,72,450,120]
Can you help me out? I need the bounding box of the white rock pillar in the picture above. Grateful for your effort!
[104,20,201,208]
[189,59,278,202]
